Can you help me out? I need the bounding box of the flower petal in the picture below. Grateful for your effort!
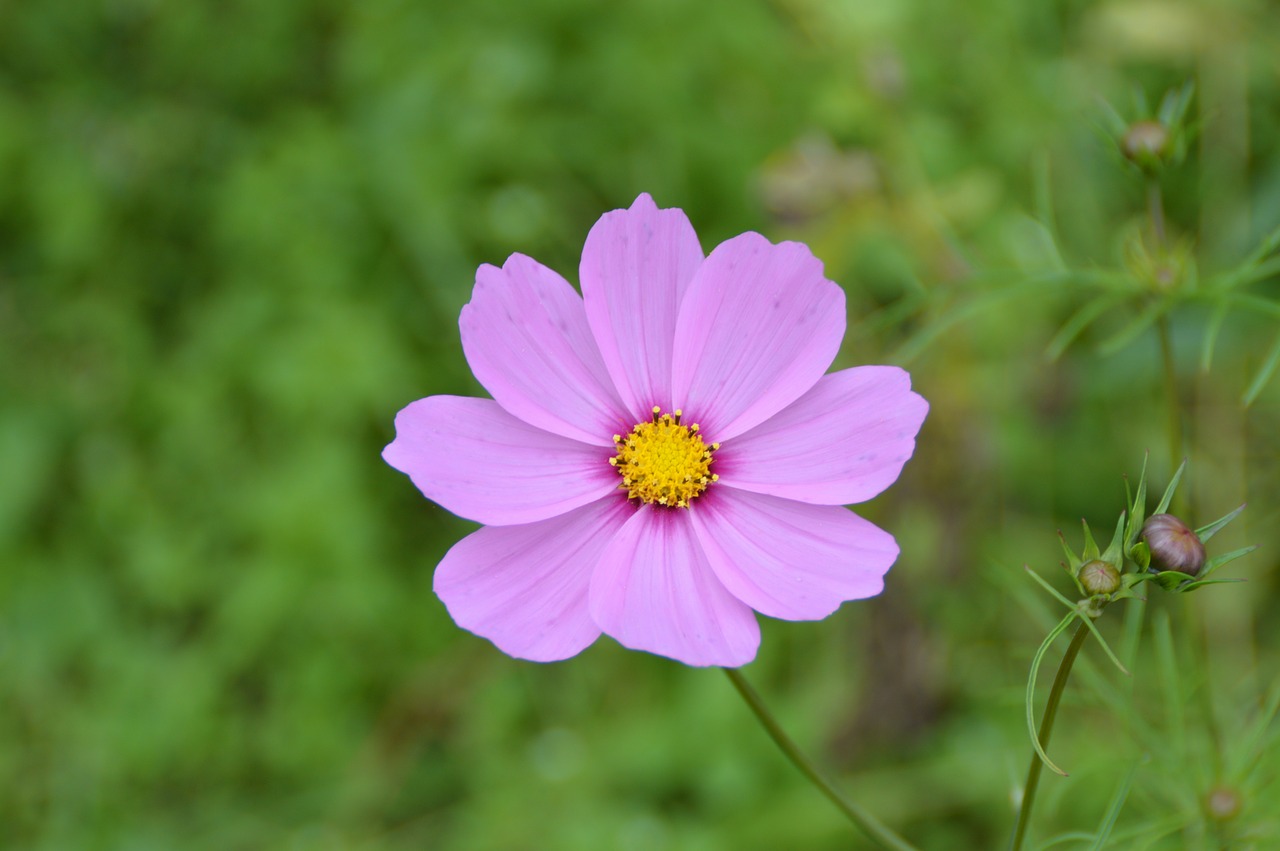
[434,497,634,662]
[671,234,845,441]
[716,366,928,505]
[690,489,898,621]
[589,505,760,667]
[461,254,628,446]
[383,396,619,525]
[580,193,704,420]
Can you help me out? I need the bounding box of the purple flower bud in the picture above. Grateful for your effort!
[1079,560,1121,596]
[1142,513,1206,576]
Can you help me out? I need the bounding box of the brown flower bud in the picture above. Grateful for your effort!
[1079,560,1121,595]
[1142,513,1206,576]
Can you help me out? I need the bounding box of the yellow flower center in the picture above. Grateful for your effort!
[610,407,719,508]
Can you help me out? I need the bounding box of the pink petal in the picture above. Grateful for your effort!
[461,254,628,446]
[580,194,704,420]
[434,497,634,662]
[690,489,898,621]
[589,506,760,667]
[671,234,845,441]
[716,367,928,505]
[382,396,619,526]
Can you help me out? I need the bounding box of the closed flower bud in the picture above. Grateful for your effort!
[1142,513,1206,576]
[1121,120,1171,168]
[1079,560,1121,595]
[1207,786,1242,821]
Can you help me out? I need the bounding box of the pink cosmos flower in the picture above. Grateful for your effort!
[384,194,928,667]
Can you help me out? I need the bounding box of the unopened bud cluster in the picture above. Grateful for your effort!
[1054,459,1251,604]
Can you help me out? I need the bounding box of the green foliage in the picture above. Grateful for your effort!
[3,0,1280,849]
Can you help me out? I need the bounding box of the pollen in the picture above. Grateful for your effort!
[610,407,719,508]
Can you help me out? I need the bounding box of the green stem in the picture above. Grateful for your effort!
[1157,315,1183,482]
[1147,180,1167,248]
[1010,621,1092,851]
[723,667,919,851]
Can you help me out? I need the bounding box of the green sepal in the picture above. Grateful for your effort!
[1059,529,1084,574]
[1131,570,1193,591]
[1196,545,1257,582]
[1080,518,1101,561]
[1123,454,1150,554]
[1179,578,1247,593]
[1152,459,1187,515]
[1130,541,1151,571]
[1196,503,1246,543]
[1099,512,1127,569]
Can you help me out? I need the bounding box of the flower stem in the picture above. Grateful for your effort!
[1009,620,1091,851]
[1157,316,1182,472]
[722,667,919,851]
[1147,179,1167,248]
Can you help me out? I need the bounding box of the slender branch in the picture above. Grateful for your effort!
[1147,180,1167,248]
[723,667,920,851]
[1010,621,1092,851]
[1157,316,1183,483]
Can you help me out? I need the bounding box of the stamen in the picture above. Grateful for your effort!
[610,407,718,508]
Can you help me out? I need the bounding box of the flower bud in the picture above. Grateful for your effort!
[1207,786,1242,821]
[1142,513,1206,576]
[1121,120,1171,169]
[1078,560,1121,595]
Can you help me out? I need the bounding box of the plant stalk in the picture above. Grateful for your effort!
[1010,620,1091,851]
[1147,180,1167,248]
[1157,316,1183,484]
[723,667,919,851]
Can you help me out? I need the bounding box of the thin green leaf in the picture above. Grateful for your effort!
[1157,80,1194,127]
[1089,761,1139,850]
[1026,612,1079,777]
[1223,291,1280,318]
[1034,832,1095,850]
[862,289,929,335]
[1097,299,1167,355]
[1232,678,1280,780]
[1195,545,1257,581]
[1130,85,1150,117]
[1198,300,1230,371]
[1153,459,1187,515]
[1242,331,1280,407]
[1124,454,1150,550]
[1195,503,1246,542]
[1047,294,1125,361]
[1241,220,1280,271]
[1243,255,1280,286]
[1075,612,1131,676]
[1033,153,1060,252]
[1032,222,1068,273]
[1119,594,1146,674]
[1180,577,1246,592]
[1096,96,1130,138]
[1025,564,1080,610]
[892,282,1043,364]
[1153,611,1186,759]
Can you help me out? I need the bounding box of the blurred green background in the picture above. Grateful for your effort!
[4,0,1280,848]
